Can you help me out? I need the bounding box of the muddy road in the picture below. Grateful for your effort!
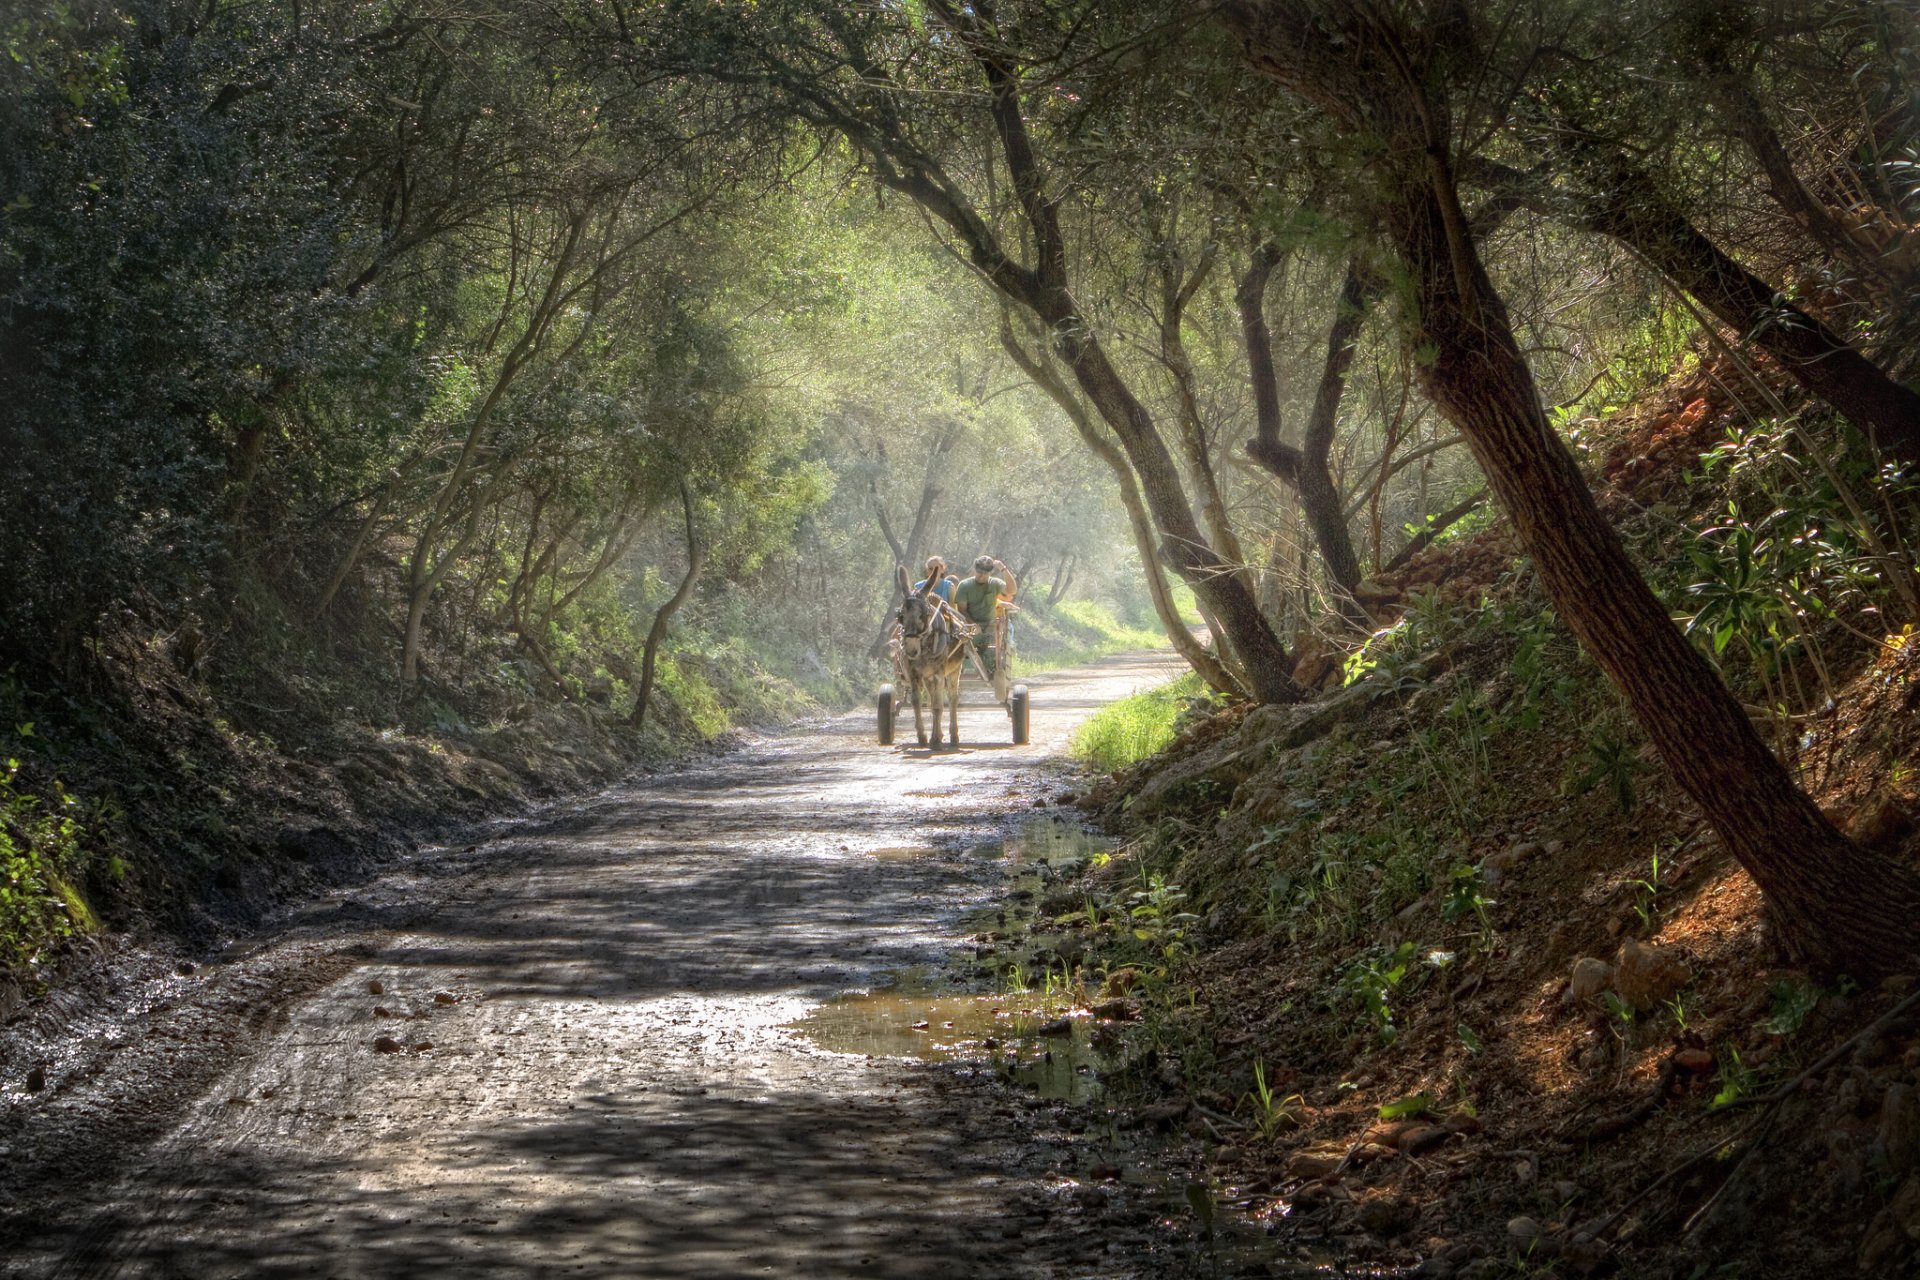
[3,652,1218,1279]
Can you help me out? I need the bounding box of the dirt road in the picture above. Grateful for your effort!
[3,652,1197,1279]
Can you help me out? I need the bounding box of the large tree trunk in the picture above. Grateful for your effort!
[1222,0,1920,973]
[1001,319,1247,698]
[1581,163,1920,466]
[1242,253,1372,629]
[627,483,705,732]
[1468,155,1920,465]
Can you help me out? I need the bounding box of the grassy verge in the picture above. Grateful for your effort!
[1014,599,1171,676]
[1068,671,1213,773]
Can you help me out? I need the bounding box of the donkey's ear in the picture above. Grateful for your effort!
[896,564,912,595]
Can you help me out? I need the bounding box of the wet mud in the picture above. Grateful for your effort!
[0,652,1267,1279]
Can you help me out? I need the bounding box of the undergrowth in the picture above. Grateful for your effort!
[1070,672,1216,773]
[1,728,92,975]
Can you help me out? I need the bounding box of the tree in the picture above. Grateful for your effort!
[618,0,1305,702]
[1217,0,1920,972]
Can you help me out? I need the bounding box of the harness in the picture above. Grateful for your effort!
[895,594,974,667]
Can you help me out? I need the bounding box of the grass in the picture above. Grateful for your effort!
[1015,598,1171,676]
[1069,671,1211,773]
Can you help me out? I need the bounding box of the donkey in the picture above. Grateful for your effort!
[890,565,967,748]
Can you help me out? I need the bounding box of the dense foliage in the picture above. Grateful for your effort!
[3,0,1919,973]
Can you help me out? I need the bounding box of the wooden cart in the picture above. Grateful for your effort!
[877,600,1028,746]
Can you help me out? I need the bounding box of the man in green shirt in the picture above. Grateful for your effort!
[951,555,1017,682]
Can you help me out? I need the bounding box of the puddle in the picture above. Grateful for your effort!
[1003,816,1112,869]
[787,977,1107,1101]
[791,817,1119,1102]
[865,845,937,861]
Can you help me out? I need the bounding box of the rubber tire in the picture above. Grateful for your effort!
[877,685,895,745]
[1009,685,1030,745]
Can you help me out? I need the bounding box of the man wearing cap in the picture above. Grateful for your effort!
[951,555,1017,683]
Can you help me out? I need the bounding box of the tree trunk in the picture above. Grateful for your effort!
[1157,240,1248,568]
[1383,489,1486,574]
[1222,0,1920,974]
[1243,256,1373,629]
[1001,319,1246,698]
[1047,554,1075,607]
[1468,154,1920,465]
[866,3,1301,703]
[628,483,706,732]
[1583,165,1920,466]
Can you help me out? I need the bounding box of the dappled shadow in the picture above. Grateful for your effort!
[55,1080,1051,1280]
[18,652,1193,1280]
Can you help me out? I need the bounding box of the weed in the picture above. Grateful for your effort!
[1345,940,1418,1043]
[1069,673,1215,773]
[1628,849,1666,932]
[1712,1044,1754,1108]
[0,751,89,975]
[1760,976,1820,1036]
[1244,1061,1304,1141]
[1442,863,1498,945]
[1569,726,1647,814]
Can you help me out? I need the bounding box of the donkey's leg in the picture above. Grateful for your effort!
[911,678,928,746]
[929,671,945,747]
[947,667,960,745]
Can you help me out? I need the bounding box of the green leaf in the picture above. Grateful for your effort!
[1377,1093,1432,1121]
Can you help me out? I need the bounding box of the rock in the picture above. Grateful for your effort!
[1037,1016,1074,1037]
[1506,1216,1542,1242]
[1851,790,1912,850]
[1859,1174,1920,1271]
[373,1035,404,1053]
[1287,1148,1345,1181]
[1566,957,1613,1005]
[176,962,197,976]
[373,1006,393,1018]
[1140,1099,1190,1127]
[1882,1083,1920,1177]
[1089,1162,1123,1182]
[1401,1125,1453,1156]
[24,1066,45,1093]
[1101,968,1140,997]
[1553,1181,1579,1202]
[1674,1048,1716,1074]
[1357,1195,1416,1239]
[1612,939,1690,1011]
[367,979,385,996]
[432,991,457,1006]
[1091,999,1137,1022]
[1441,1110,1483,1136]
[412,1041,433,1052]
[1365,1120,1424,1149]
[1412,1258,1457,1279]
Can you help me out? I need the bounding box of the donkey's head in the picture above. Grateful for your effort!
[894,564,940,652]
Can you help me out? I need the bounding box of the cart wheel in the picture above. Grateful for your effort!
[1009,685,1030,745]
[877,684,896,745]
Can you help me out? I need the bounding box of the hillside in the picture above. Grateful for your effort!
[1055,351,1920,1277]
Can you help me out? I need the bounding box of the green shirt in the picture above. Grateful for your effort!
[952,576,1005,626]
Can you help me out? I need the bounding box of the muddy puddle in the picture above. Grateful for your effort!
[792,817,1115,1102]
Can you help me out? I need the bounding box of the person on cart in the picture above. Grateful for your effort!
[913,556,957,606]
[951,555,1017,683]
